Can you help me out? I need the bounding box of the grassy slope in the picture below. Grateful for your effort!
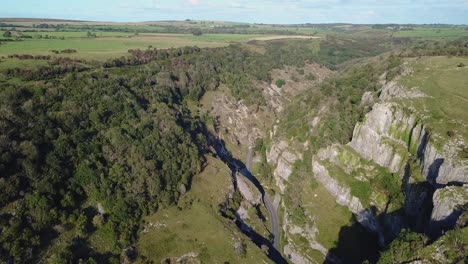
[137,156,270,263]
[398,56,468,148]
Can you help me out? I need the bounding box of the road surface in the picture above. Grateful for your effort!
[244,147,280,251]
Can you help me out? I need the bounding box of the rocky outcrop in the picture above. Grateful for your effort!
[208,92,270,146]
[345,101,468,236]
[161,252,200,264]
[429,185,468,237]
[349,103,415,173]
[283,245,315,264]
[379,81,427,101]
[349,102,468,185]
[312,159,385,246]
[417,139,468,185]
[282,208,332,264]
[267,141,302,192]
[236,172,261,205]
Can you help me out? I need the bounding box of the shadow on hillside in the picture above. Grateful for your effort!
[324,162,439,263]
[428,204,466,239]
[325,214,380,264]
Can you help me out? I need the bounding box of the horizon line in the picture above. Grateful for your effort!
[1,17,467,26]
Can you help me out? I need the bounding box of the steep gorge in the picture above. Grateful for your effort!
[260,57,468,263]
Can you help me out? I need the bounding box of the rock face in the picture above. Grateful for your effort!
[349,102,468,185]
[307,99,468,243]
[379,81,427,101]
[418,139,468,185]
[282,207,333,264]
[347,101,468,234]
[236,172,261,205]
[349,103,415,173]
[209,93,268,146]
[429,185,468,237]
[267,141,302,192]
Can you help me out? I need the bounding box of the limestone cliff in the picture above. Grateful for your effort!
[267,140,302,192]
[270,85,467,259]
[429,185,468,237]
[348,101,467,232]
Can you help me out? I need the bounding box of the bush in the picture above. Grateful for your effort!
[275,79,285,88]
[305,73,316,80]
[457,62,465,67]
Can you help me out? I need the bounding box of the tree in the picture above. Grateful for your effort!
[191,28,203,36]
[3,30,12,37]
[378,229,427,264]
[86,31,96,38]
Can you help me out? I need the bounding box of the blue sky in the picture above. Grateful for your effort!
[2,0,468,24]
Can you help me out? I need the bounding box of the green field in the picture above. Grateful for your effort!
[393,27,468,40]
[0,35,228,60]
[23,31,134,38]
[0,32,307,61]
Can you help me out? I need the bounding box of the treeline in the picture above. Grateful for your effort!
[4,62,89,81]
[7,54,51,60]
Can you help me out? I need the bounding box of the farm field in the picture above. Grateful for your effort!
[0,35,227,60]
[393,27,468,40]
[0,33,291,61]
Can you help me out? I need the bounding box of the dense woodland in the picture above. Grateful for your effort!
[0,34,467,263]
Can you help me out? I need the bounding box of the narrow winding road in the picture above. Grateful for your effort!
[244,147,280,251]
[211,136,283,261]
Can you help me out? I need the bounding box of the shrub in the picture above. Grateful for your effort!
[191,28,203,36]
[275,79,285,88]
[3,31,12,37]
